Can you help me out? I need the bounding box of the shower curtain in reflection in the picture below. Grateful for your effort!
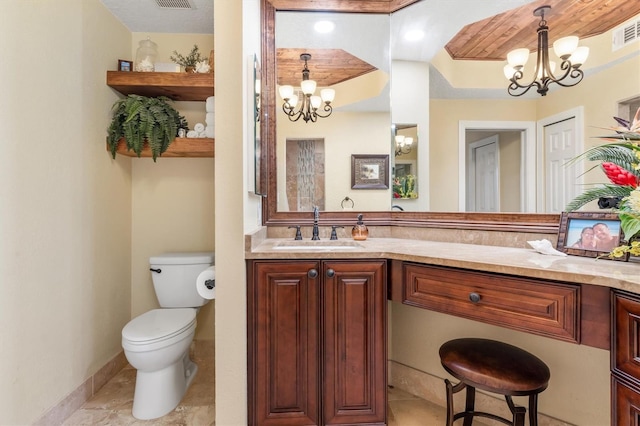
[285,138,325,211]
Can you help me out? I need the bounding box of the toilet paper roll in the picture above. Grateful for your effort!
[196,266,216,299]
[206,96,215,113]
[205,112,215,126]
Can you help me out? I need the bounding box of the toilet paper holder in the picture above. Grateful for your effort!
[205,279,215,290]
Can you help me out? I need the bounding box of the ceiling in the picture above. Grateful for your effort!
[100,0,639,61]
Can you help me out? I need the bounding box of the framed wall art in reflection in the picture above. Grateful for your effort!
[351,154,389,190]
[556,212,625,260]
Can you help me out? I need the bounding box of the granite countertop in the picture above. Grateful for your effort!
[247,236,640,293]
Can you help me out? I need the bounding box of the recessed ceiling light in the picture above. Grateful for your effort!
[314,20,335,33]
[404,29,425,42]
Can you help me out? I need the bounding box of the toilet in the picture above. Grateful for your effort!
[121,252,214,420]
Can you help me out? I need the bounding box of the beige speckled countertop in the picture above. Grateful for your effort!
[247,236,640,293]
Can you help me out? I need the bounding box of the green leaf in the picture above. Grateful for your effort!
[565,184,633,211]
[620,212,640,241]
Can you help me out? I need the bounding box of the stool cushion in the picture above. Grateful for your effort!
[439,338,550,396]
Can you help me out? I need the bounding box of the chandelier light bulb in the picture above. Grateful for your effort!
[507,48,530,68]
[552,36,579,59]
[503,64,516,80]
[300,79,317,95]
[569,46,589,66]
[310,95,322,109]
[536,61,556,79]
[395,135,405,145]
[279,85,294,100]
[404,137,413,146]
[320,88,335,103]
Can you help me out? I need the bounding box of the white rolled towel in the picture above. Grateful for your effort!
[206,112,215,126]
[194,122,205,133]
[186,130,198,138]
[206,96,215,113]
[205,125,215,138]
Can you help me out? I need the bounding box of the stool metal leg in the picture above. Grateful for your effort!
[528,394,539,426]
[462,385,476,426]
[505,395,526,426]
[444,379,466,426]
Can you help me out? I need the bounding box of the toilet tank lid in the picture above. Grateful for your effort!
[150,252,214,265]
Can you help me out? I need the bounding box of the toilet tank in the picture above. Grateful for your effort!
[149,252,214,308]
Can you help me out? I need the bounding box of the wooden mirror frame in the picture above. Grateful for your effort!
[259,0,560,234]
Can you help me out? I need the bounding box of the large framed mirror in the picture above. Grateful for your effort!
[259,0,562,232]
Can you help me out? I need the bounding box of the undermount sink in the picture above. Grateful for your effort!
[273,240,364,250]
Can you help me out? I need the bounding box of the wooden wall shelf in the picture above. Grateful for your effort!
[106,71,214,101]
[108,137,214,158]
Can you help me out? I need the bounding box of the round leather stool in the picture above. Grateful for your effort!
[439,338,550,426]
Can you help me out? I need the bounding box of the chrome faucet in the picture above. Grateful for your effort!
[312,206,320,240]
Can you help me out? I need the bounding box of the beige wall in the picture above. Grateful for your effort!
[0,1,132,423]
[128,33,215,340]
[214,1,257,425]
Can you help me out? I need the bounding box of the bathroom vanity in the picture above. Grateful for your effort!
[247,259,387,425]
[246,235,640,425]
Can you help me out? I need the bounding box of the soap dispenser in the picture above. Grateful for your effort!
[352,214,369,241]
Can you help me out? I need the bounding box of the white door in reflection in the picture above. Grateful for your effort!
[543,117,578,213]
[467,135,499,212]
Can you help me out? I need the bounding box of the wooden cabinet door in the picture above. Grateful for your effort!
[322,260,387,425]
[249,261,320,426]
[612,291,640,425]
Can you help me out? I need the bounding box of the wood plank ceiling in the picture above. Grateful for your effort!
[446,0,640,61]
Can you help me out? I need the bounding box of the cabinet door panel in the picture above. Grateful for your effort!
[251,261,320,426]
[323,261,386,425]
[613,292,640,382]
[612,376,640,426]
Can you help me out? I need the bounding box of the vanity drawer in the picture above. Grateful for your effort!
[402,263,579,343]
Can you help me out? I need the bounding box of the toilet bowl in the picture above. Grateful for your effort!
[122,308,198,419]
[121,252,213,420]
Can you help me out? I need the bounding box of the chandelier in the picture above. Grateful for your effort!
[394,135,413,156]
[278,53,335,123]
[504,5,589,97]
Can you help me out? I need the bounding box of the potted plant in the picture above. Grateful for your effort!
[107,95,188,161]
[170,44,206,73]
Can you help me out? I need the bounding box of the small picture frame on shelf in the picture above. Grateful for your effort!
[118,60,133,72]
[351,154,389,189]
[557,212,626,260]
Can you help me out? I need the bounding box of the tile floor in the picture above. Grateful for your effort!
[62,359,460,425]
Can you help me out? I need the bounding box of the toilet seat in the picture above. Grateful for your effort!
[122,308,196,352]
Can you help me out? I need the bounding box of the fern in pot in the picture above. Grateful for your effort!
[107,95,188,161]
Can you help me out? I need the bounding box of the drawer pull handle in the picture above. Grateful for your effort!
[469,292,481,303]
[326,268,335,278]
[308,269,318,278]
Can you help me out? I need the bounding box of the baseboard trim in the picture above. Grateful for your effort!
[33,351,128,426]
